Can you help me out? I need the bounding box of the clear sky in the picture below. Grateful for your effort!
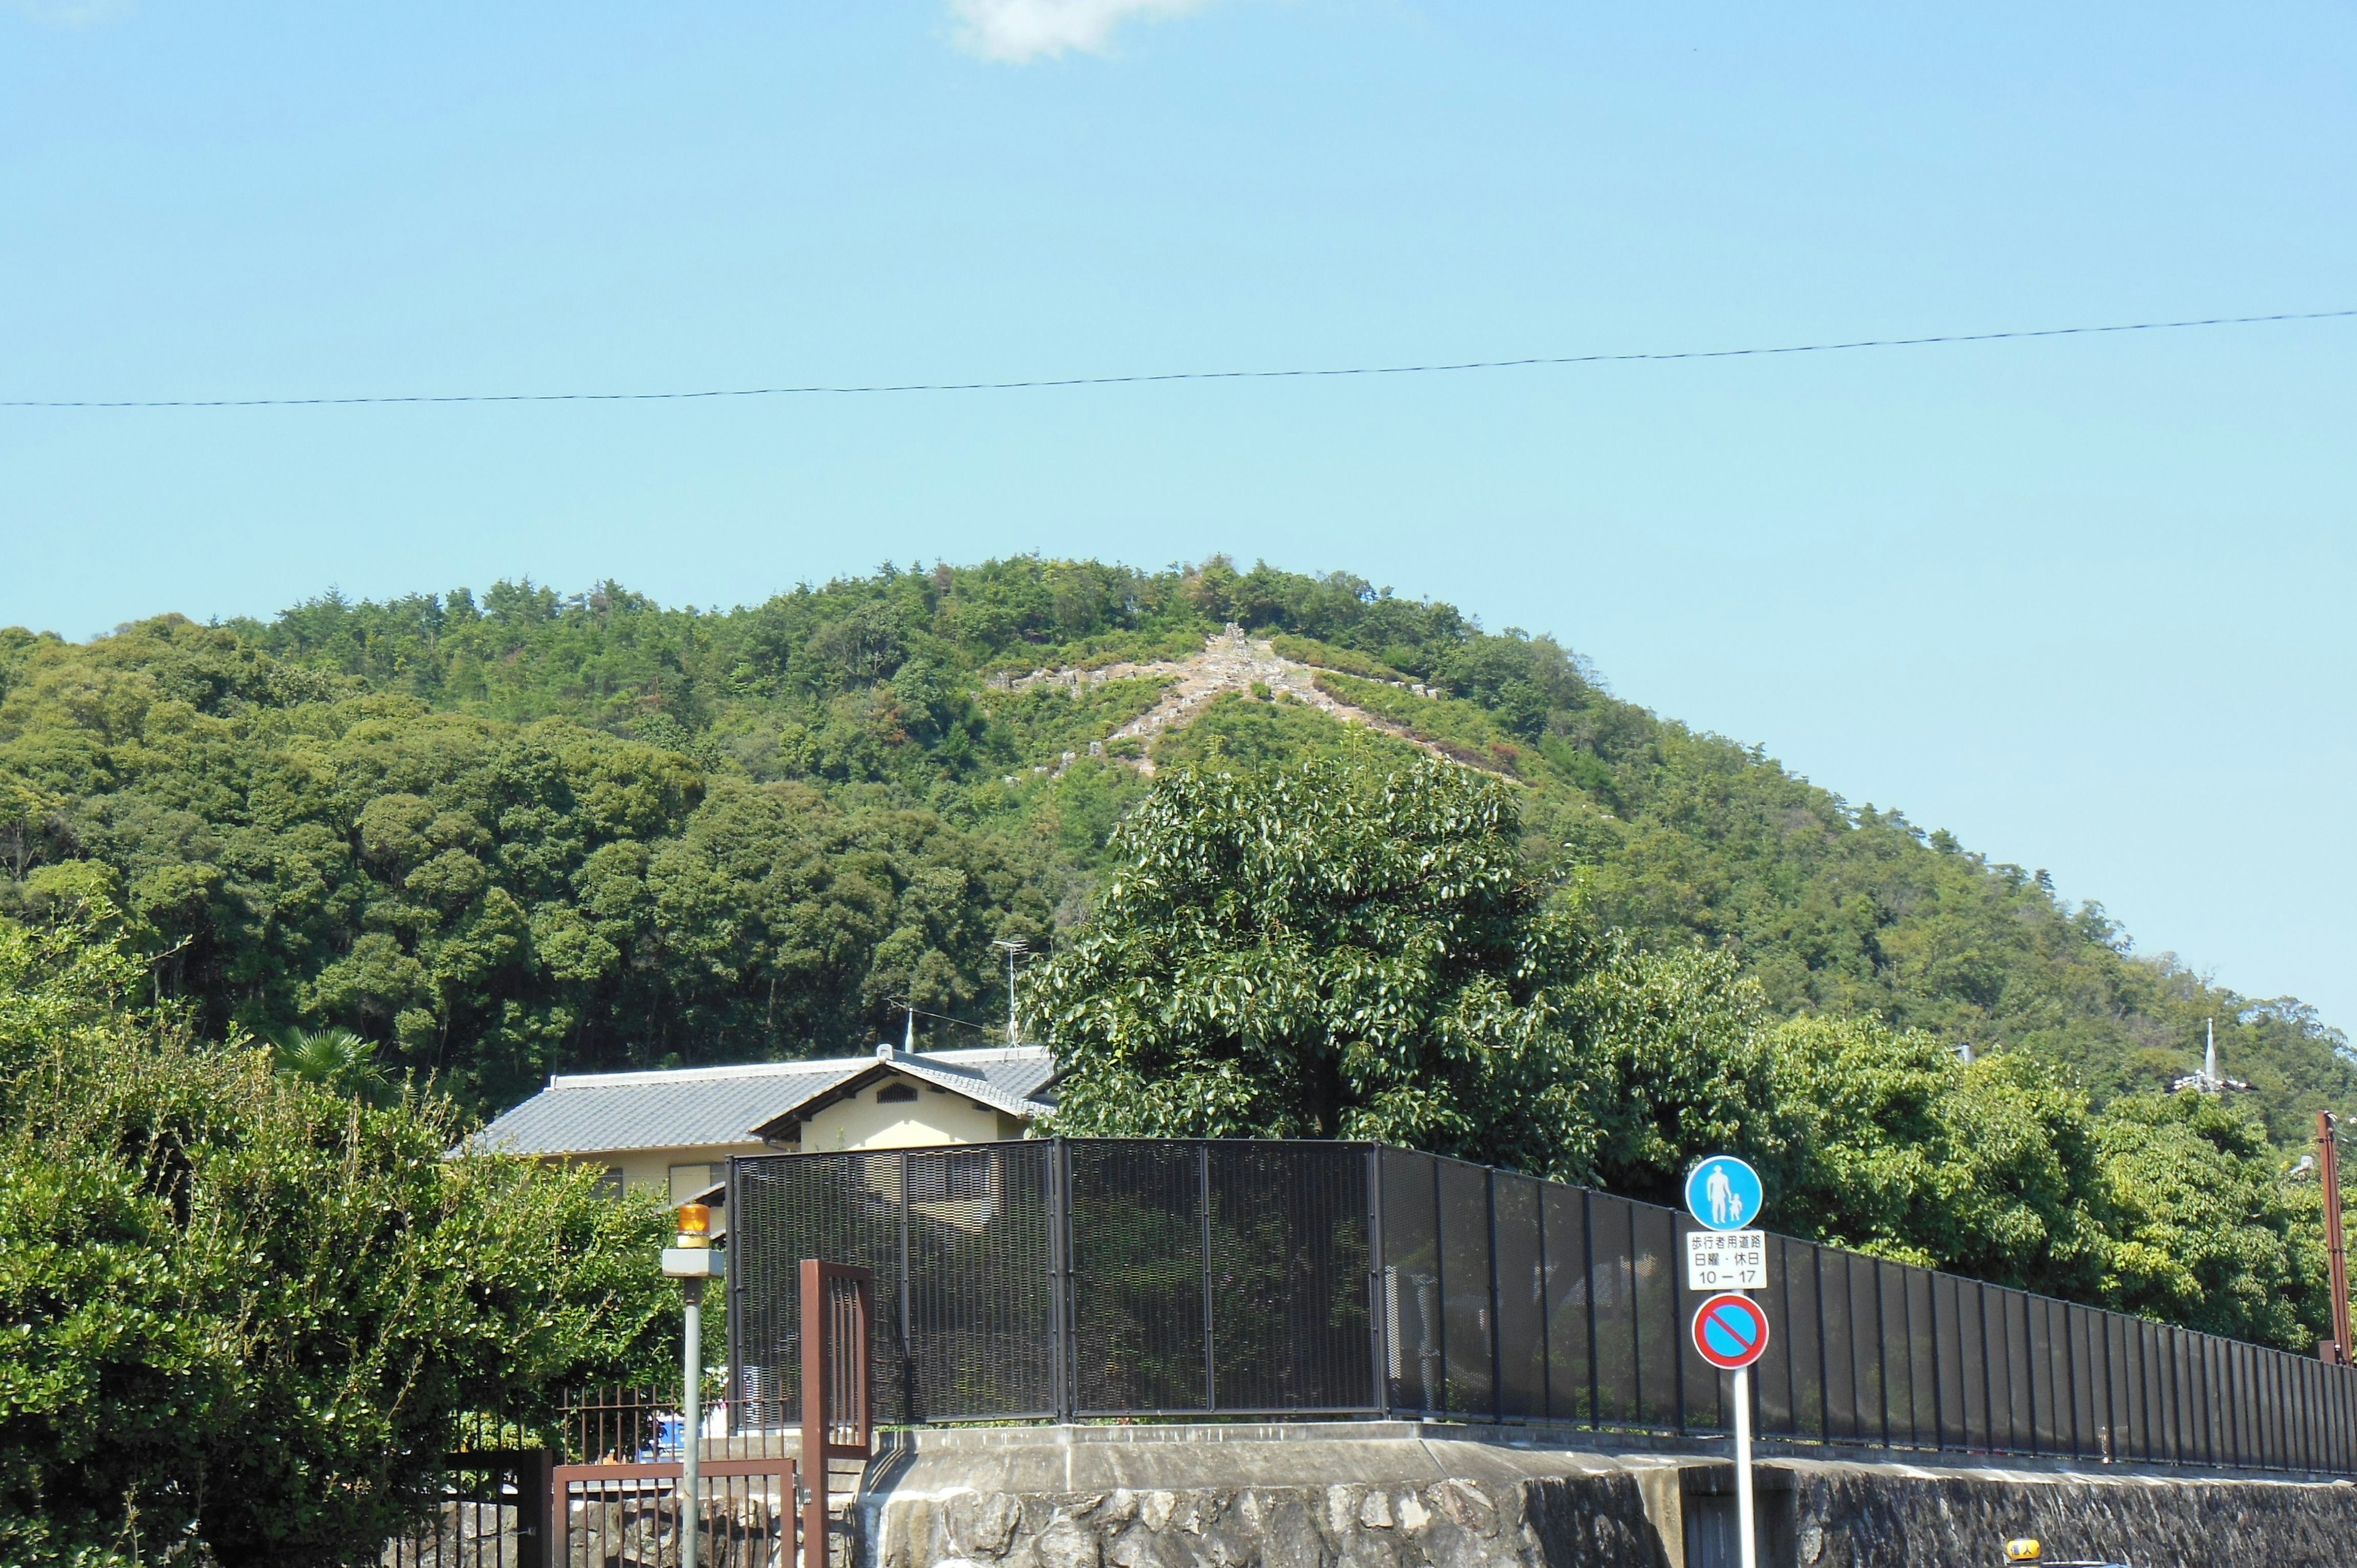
[4,4,2353,1036]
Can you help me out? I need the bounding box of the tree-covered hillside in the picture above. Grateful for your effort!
[1,556,2348,1142]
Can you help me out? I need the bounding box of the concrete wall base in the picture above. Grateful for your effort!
[848,1423,2357,1568]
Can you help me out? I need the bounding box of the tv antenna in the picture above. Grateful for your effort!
[990,938,1028,1046]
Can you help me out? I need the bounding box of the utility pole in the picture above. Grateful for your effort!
[991,938,1027,1045]
[2322,1112,2351,1365]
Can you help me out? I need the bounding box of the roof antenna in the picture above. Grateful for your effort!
[991,938,1028,1046]
[2205,1016,2218,1089]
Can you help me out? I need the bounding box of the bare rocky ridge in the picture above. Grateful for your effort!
[991,625,1466,778]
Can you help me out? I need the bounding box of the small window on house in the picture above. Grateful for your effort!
[595,1167,625,1200]
[877,1082,919,1104]
[943,1148,993,1200]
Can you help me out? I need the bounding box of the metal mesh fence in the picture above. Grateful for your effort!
[1206,1140,1372,1412]
[726,1138,2357,1474]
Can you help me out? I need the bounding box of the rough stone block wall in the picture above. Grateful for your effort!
[872,1478,1669,1568]
[1793,1466,2357,1568]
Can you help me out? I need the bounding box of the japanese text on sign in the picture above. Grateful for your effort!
[1686,1229,1767,1292]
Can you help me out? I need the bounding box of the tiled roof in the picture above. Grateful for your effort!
[476,1045,1055,1157]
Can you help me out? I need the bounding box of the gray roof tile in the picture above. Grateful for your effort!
[476,1045,1055,1157]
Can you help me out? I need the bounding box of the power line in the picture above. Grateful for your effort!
[894,1001,1000,1039]
[6,307,2350,410]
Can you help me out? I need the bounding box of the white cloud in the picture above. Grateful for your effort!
[948,0,1218,63]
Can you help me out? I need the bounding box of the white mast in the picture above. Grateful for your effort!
[992,938,1028,1045]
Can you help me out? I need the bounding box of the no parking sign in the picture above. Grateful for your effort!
[1690,1291,1771,1371]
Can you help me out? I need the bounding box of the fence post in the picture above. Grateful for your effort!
[1051,1138,1072,1422]
[802,1259,826,1568]
[726,1156,744,1434]
[1485,1167,1503,1423]
[899,1151,913,1426]
[1535,1174,1550,1424]
[1366,1143,1388,1418]
[513,1447,552,1568]
[1200,1141,1217,1413]
[1431,1156,1447,1415]
[1581,1189,1598,1430]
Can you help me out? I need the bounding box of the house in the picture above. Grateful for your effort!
[476,1041,1055,1227]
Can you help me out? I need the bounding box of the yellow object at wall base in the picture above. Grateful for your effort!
[2003,1540,2042,1562]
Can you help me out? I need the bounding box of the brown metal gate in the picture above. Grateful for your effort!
[540,1260,871,1568]
[550,1454,797,1567]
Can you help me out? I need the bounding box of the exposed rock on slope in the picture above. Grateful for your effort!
[998,624,1476,776]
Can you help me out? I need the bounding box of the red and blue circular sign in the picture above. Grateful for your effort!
[1691,1291,1771,1370]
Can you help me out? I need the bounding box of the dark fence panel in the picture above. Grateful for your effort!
[1540,1183,1592,1425]
[1380,1145,1442,1415]
[1438,1159,1496,1418]
[727,1151,904,1428]
[1493,1171,1547,1421]
[1786,1242,1825,1442]
[1206,1140,1372,1412]
[1633,1203,1681,1431]
[1068,1140,1206,1415]
[905,1143,1059,1421]
[1590,1194,1641,1427]
[726,1138,2357,1475]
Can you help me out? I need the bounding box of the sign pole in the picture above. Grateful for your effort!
[1686,1157,1768,1568]
[1733,1364,1756,1568]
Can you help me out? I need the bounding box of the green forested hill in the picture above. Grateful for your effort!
[1,556,2348,1142]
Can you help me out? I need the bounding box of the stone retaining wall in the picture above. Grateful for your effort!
[851,1423,2357,1568]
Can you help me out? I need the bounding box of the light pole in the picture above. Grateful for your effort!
[663,1202,726,1568]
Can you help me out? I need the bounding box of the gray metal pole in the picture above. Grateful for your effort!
[1734,1363,1757,1568]
[683,1278,704,1568]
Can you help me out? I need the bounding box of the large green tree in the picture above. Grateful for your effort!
[1025,755,1778,1195]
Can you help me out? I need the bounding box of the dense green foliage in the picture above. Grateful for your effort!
[1038,756,2342,1348]
[1,553,2350,1360]
[0,906,676,1567]
[1029,757,1771,1189]
[4,555,2345,1137]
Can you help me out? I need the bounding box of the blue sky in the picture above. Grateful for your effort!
[4,3,2353,1036]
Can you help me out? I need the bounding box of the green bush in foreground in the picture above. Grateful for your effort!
[0,906,675,1567]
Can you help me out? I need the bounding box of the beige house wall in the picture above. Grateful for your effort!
[565,1141,770,1235]
[800,1073,1024,1151]
[552,1069,1029,1237]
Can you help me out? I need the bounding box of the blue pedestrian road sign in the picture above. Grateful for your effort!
[1684,1155,1763,1232]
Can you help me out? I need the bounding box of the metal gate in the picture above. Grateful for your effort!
[544,1261,872,1568]
[551,1454,797,1567]
[384,1418,554,1567]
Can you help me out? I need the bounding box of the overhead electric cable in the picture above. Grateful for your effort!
[5,307,2350,409]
